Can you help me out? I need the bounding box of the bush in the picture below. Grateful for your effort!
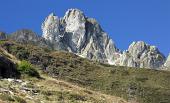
[13,96,27,103]
[0,94,14,102]
[68,93,86,101]
[17,60,40,78]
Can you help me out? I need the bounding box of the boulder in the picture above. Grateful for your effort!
[0,54,19,78]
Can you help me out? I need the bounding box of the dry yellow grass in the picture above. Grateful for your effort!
[35,74,128,103]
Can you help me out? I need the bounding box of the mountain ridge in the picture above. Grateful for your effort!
[1,8,168,69]
[41,8,166,69]
[42,8,119,64]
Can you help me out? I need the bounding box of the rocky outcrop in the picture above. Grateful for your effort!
[164,54,170,69]
[0,54,19,78]
[42,9,118,63]
[62,9,86,52]
[41,9,166,68]
[42,13,61,43]
[10,29,39,42]
[114,41,165,69]
[5,8,165,69]
[0,32,7,40]
[9,29,48,48]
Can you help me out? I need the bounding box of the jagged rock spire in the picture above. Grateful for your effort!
[42,12,61,42]
[41,8,118,63]
[114,41,166,69]
[41,9,166,69]
[62,8,86,52]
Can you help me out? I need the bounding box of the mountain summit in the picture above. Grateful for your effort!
[114,41,165,69]
[6,8,165,69]
[42,8,119,63]
[41,8,166,69]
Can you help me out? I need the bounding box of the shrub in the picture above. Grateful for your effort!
[17,49,30,60]
[135,76,148,82]
[68,93,86,101]
[0,94,14,102]
[17,60,40,78]
[0,40,6,45]
[13,96,27,103]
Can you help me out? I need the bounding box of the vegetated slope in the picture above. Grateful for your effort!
[0,41,127,103]
[1,40,170,103]
[0,73,127,103]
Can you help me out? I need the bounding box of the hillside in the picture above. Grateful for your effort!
[0,72,127,103]
[0,40,170,103]
[0,40,127,103]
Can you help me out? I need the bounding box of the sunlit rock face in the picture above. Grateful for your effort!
[42,13,61,43]
[42,8,166,68]
[41,13,65,50]
[62,9,86,52]
[42,8,119,64]
[114,41,166,69]
[164,54,170,69]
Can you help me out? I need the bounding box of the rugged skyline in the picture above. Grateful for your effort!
[0,1,170,102]
[3,8,166,69]
[0,0,170,56]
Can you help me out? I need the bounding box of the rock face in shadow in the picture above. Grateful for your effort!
[9,29,49,48]
[10,29,38,42]
[0,55,19,78]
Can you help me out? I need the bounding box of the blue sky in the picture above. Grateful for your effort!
[0,0,170,56]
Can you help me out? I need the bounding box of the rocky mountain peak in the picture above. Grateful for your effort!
[9,29,38,42]
[128,41,161,56]
[64,8,85,19]
[9,29,48,48]
[62,8,86,52]
[40,8,167,69]
[41,8,118,63]
[49,12,56,16]
[42,13,61,42]
[114,41,165,69]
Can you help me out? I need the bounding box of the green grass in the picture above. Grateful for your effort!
[0,94,15,102]
[13,96,27,103]
[17,60,40,78]
[1,40,170,103]
[0,40,6,45]
[0,94,27,103]
[40,90,87,102]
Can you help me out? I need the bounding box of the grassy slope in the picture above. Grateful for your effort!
[0,72,127,103]
[0,41,127,103]
[1,40,170,103]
